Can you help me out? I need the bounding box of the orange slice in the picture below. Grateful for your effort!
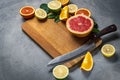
[19,6,35,19]
[80,51,93,71]
[58,0,69,6]
[75,8,91,17]
[59,6,69,21]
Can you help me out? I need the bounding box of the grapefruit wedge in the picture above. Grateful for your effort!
[66,14,94,37]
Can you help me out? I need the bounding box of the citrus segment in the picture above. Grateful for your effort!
[19,6,35,19]
[80,52,93,71]
[53,65,69,79]
[35,8,47,20]
[101,44,115,57]
[58,0,69,6]
[48,0,62,12]
[68,4,78,14]
[59,6,69,21]
[75,8,91,17]
[66,14,94,37]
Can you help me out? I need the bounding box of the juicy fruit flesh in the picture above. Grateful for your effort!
[101,44,115,57]
[80,52,93,71]
[76,9,90,16]
[58,0,69,6]
[21,7,34,14]
[68,4,78,13]
[36,9,46,17]
[59,6,69,20]
[48,1,61,10]
[53,65,69,79]
[69,16,92,32]
[35,8,47,19]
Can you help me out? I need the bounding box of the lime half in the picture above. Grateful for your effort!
[101,44,115,57]
[48,0,62,12]
[53,65,69,79]
[35,8,47,20]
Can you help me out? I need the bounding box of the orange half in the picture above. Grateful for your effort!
[19,6,35,19]
[80,51,93,71]
[75,8,91,17]
[58,0,69,6]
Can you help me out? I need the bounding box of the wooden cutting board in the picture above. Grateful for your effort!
[21,17,90,68]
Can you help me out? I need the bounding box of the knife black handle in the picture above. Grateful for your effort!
[93,24,117,40]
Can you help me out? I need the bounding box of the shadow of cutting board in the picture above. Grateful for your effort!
[21,17,90,68]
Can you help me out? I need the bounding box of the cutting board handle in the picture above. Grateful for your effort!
[93,24,117,39]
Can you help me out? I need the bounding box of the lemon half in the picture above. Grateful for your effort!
[68,4,78,14]
[101,44,115,57]
[53,65,69,79]
[35,8,47,20]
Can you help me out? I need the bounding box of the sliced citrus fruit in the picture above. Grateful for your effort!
[80,51,93,71]
[59,6,69,21]
[19,6,35,19]
[75,8,91,17]
[53,65,69,79]
[68,4,78,14]
[35,8,47,20]
[58,0,69,6]
[101,44,115,57]
[48,0,62,12]
[66,14,94,37]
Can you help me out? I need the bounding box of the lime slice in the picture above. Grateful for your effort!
[35,8,47,20]
[48,0,62,12]
[101,44,115,57]
[53,65,69,79]
[68,4,78,14]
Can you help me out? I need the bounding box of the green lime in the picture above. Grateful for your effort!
[48,0,62,12]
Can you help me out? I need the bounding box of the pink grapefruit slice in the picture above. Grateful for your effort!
[66,14,94,37]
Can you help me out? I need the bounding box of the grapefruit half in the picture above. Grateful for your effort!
[66,14,94,37]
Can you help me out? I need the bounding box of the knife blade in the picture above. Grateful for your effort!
[48,24,117,66]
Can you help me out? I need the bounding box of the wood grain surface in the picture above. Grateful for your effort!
[21,17,93,68]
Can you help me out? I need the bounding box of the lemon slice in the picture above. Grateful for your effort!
[53,65,69,79]
[48,0,62,12]
[101,44,115,57]
[68,4,78,14]
[35,8,47,20]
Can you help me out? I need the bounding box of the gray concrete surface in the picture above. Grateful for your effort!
[0,0,120,80]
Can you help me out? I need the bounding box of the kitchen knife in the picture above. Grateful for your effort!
[48,24,117,66]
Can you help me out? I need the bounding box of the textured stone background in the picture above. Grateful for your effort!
[0,0,120,80]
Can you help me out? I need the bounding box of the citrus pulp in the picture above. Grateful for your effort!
[101,44,115,57]
[58,0,69,6]
[53,65,69,79]
[66,14,94,37]
[80,51,93,71]
[59,6,69,21]
[75,8,91,17]
[48,0,62,12]
[19,6,35,19]
[68,4,78,14]
[35,8,47,20]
